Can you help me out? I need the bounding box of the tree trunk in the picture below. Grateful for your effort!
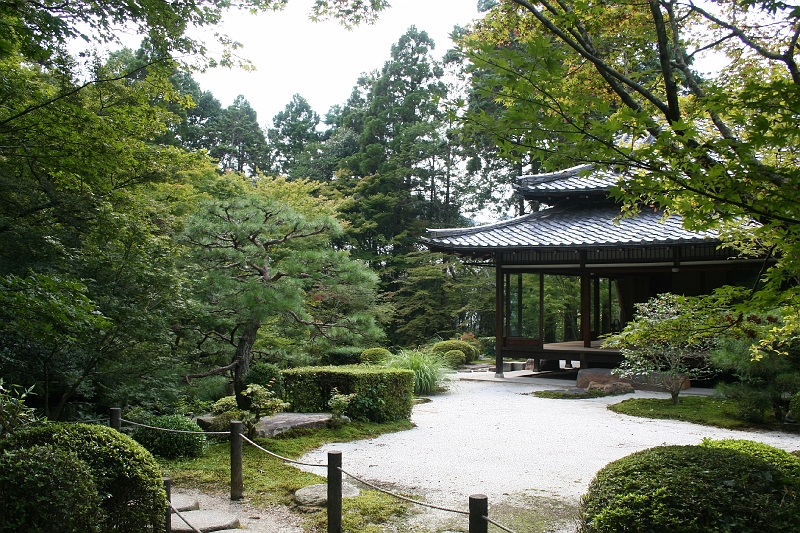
[233,318,261,409]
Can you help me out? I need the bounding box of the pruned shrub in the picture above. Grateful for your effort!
[282,366,413,422]
[244,362,283,396]
[580,445,800,533]
[0,423,167,533]
[320,346,365,366]
[385,349,447,395]
[131,414,206,459]
[790,391,800,420]
[442,349,466,368]
[431,339,478,361]
[700,438,800,483]
[361,347,392,364]
[0,445,103,533]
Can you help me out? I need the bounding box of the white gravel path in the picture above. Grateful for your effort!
[298,375,800,510]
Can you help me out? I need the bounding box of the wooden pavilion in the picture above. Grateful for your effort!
[422,165,764,377]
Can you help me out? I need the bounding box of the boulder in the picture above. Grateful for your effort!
[294,482,360,508]
[577,368,690,391]
[587,381,635,395]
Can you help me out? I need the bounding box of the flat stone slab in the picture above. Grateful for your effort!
[255,413,332,438]
[577,368,689,391]
[170,493,199,512]
[294,482,360,507]
[171,510,239,532]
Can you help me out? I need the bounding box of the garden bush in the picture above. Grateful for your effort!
[791,391,800,420]
[700,438,800,483]
[384,349,447,395]
[320,346,365,366]
[0,423,167,532]
[244,362,283,396]
[431,339,478,360]
[441,349,467,368]
[131,414,206,459]
[282,365,413,422]
[0,445,103,533]
[361,347,392,364]
[579,445,800,533]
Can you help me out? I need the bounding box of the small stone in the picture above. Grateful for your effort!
[294,482,360,507]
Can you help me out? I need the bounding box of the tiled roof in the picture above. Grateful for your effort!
[514,164,619,195]
[423,204,717,251]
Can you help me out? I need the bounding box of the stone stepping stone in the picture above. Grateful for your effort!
[171,509,239,532]
[294,482,360,508]
[170,493,200,512]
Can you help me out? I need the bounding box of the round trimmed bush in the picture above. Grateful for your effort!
[0,445,103,533]
[361,347,392,364]
[0,423,167,533]
[131,414,206,459]
[580,445,800,533]
[700,438,800,483]
[431,340,478,361]
[244,361,283,396]
[442,349,467,368]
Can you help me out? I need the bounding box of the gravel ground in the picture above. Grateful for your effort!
[296,374,800,530]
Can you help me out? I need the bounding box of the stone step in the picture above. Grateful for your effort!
[171,509,240,532]
[170,493,200,513]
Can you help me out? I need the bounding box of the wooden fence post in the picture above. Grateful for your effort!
[109,408,121,432]
[327,450,342,533]
[164,477,172,533]
[469,494,488,533]
[230,421,243,501]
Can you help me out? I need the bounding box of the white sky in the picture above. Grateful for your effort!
[191,0,482,126]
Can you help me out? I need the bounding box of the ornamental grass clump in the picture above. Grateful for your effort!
[384,349,446,395]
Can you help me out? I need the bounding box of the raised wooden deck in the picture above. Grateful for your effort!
[499,339,622,368]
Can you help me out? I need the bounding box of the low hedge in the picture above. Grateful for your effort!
[131,414,206,459]
[0,423,167,533]
[580,445,800,533]
[319,346,365,366]
[360,347,392,364]
[0,445,103,533]
[282,366,414,422]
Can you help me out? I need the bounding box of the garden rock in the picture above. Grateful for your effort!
[294,482,360,508]
[587,381,634,395]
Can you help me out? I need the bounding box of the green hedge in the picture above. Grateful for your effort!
[360,347,392,364]
[700,438,800,483]
[320,346,365,366]
[580,445,800,533]
[1,423,167,532]
[131,414,207,459]
[0,445,103,533]
[282,366,414,422]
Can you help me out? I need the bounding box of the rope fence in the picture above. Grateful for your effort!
[108,408,522,533]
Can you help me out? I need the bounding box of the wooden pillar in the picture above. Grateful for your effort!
[494,260,504,378]
[581,271,591,348]
[593,275,600,340]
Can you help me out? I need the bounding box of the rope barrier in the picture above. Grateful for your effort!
[120,418,231,435]
[484,516,520,533]
[169,502,203,533]
[240,434,327,467]
[338,467,470,516]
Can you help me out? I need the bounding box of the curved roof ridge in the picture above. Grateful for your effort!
[425,205,570,239]
[517,164,594,186]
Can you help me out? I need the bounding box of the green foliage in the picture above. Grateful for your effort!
[360,347,392,364]
[431,339,479,360]
[208,385,288,438]
[131,414,207,459]
[0,445,102,533]
[212,395,239,414]
[792,392,800,420]
[383,349,447,396]
[605,293,719,404]
[0,423,167,532]
[580,445,800,533]
[282,366,414,422]
[321,346,365,366]
[700,439,800,484]
[328,388,357,419]
[712,334,800,423]
[244,362,284,396]
[442,349,467,368]
[0,380,40,437]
